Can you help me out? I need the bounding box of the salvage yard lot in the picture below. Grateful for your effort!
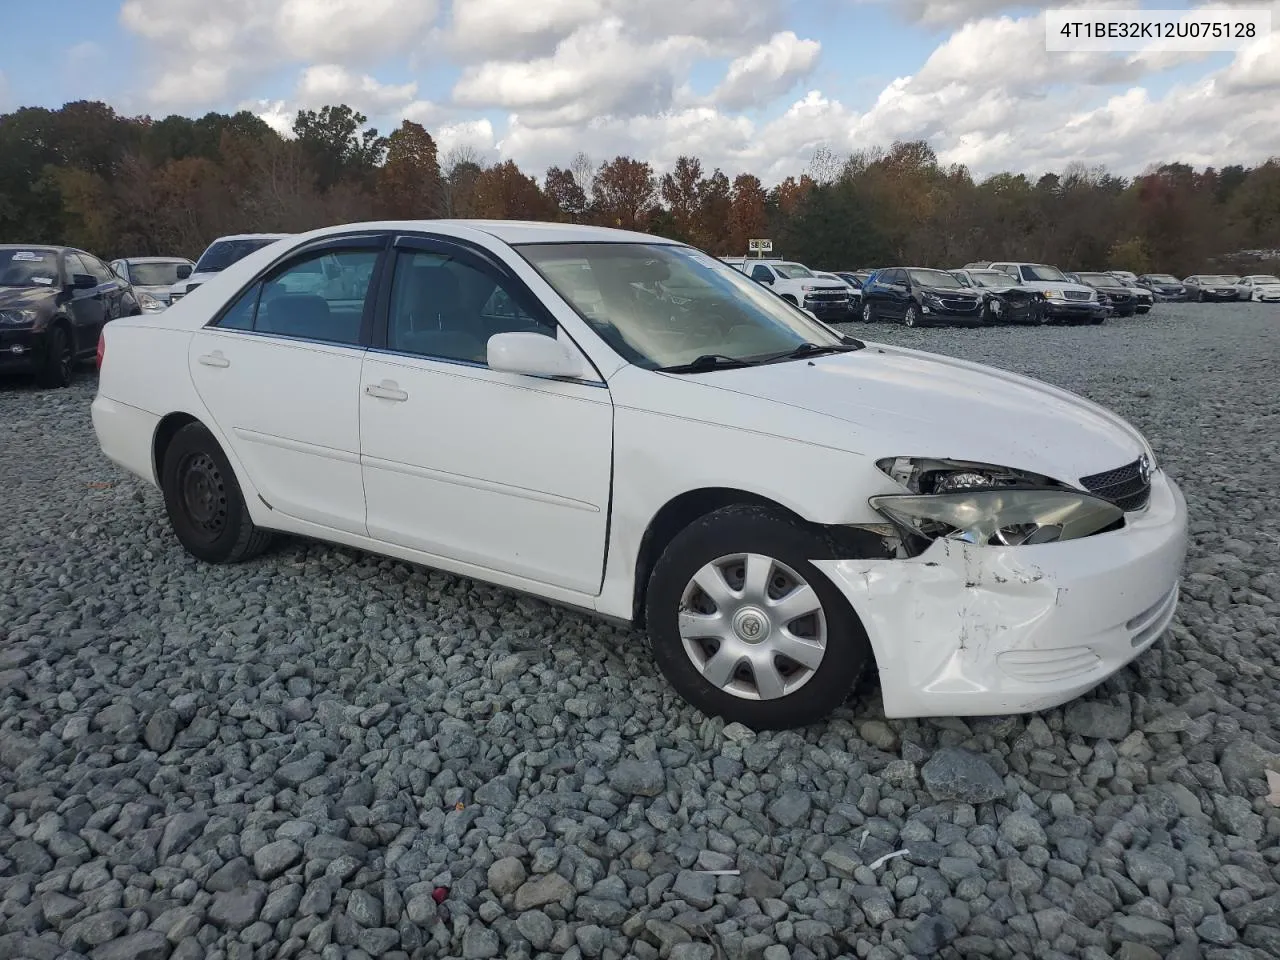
[2,302,1279,960]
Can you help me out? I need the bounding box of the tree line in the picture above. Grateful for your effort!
[2,100,1278,277]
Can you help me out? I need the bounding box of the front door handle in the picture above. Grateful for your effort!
[198,351,230,368]
[365,380,408,401]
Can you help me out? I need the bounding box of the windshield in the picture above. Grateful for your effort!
[772,262,814,279]
[1197,276,1229,284]
[517,242,845,370]
[194,238,282,274]
[909,269,964,288]
[968,271,1009,288]
[835,273,863,287]
[1078,273,1116,285]
[129,261,191,286]
[0,248,60,288]
[1248,276,1280,284]
[1022,264,1068,282]
[1148,275,1179,283]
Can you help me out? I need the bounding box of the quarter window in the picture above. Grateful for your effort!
[386,249,555,365]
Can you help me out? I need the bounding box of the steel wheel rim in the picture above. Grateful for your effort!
[862,303,873,322]
[677,553,828,701]
[180,452,228,535]
[905,307,918,327]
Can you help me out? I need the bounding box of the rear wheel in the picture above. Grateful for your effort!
[161,422,273,564]
[644,505,872,730]
[861,302,876,323]
[38,324,74,388]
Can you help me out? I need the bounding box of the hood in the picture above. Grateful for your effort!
[804,279,849,290]
[0,286,58,313]
[133,283,173,298]
[676,343,1148,485]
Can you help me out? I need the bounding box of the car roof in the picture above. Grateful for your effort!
[0,243,63,252]
[120,256,195,263]
[207,233,293,242]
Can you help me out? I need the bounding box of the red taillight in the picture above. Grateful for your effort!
[96,332,105,370]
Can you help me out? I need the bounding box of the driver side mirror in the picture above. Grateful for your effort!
[177,264,193,280]
[488,332,585,379]
[71,274,97,290]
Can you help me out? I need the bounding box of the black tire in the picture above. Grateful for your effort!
[781,294,798,307]
[1090,314,1105,325]
[903,304,921,328]
[38,324,74,388]
[644,505,873,730]
[160,422,273,564]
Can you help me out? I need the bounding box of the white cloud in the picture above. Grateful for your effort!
[712,33,821,110]
[275,0,439,62]
[437,118,499,164]
[452,18,709,126]
[296,65,418,114]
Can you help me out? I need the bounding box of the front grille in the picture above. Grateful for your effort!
[805,291,848,303]
[937,297,980,312]
[1063,290,1092,301]
[1080,458,1151,512]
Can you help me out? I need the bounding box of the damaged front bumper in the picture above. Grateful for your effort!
[813,470,1187,718]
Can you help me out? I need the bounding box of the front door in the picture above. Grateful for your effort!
[359,235,614,595]
[187,235,385,537]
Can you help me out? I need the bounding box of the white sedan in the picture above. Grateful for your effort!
[91,220,1188,730]
[1235,274,1280,302]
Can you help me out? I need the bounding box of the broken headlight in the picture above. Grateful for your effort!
[871,457,1123,548]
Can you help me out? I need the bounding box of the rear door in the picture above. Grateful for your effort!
[187,233,387,537]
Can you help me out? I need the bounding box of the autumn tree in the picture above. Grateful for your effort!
[474,160,551,220]
[545,166,588,221]
[728,173,768,256]
[593,156,656,231]
[293,104,387,190]
[698,170,732,254]
[377,120,443,219]
[660,156,705,243]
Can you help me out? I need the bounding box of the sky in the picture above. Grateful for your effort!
[0,0,1277,186]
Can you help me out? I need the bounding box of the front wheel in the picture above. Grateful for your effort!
[161,422,274,564]
[644,505,872,730]
[904,304,921,328]
[861,302,878,323]
[38,325,74,388]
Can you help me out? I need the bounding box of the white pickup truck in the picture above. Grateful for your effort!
[721,257,851,322]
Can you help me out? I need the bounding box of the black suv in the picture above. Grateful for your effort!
[1,245,140,387]
[1074,273,1138,317]
[860,267,984,327]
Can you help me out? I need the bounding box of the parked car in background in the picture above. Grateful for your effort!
[816,271,861,318]
[1115,279,1153,313]
[860,267,983,327]
[110,256,195,312]
[1234,274,1280,302]
[1108,270,1138,283]
[950,268,1048,325]
[987,261,1103,324]
[91,219,1186,728]
[1,244,140,387]
[1075,272,1138,318]
[722,257,851,323]
[1135,275,1190,302]
[1181,275,1241,302]
[170,234,292,304]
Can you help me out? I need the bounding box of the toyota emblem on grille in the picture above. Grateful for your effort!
[1138,455,1151,485]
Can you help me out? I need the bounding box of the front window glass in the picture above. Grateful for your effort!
[968,271,1008,288]
[772,262,813,279]
[1021,264,1068,282]
[194,238,282,274]
[1078,273,1113,285]
[1147,275,1179,283]
[0,248,60,287]
[517,242,843,370]
[253,249,377,345]
[908,269,963,288]
[129,261,190,286]
[386,250,553,365]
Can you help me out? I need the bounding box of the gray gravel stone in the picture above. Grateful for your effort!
[4,309,1279,960]
[920,747,1005,802]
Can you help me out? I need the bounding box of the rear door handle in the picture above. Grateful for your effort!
[198,351,230,368]
[365,380,408,401]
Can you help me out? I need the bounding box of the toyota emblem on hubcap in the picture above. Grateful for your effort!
[740,617,762,639]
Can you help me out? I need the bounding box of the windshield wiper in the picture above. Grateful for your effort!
[762,340,863,363]
[656,354,756,374]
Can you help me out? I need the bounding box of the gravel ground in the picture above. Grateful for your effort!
[2,302,1279,960]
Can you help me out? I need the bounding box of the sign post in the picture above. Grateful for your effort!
[747,239,773,258]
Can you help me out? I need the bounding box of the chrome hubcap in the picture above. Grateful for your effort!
[678,553,827,701]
